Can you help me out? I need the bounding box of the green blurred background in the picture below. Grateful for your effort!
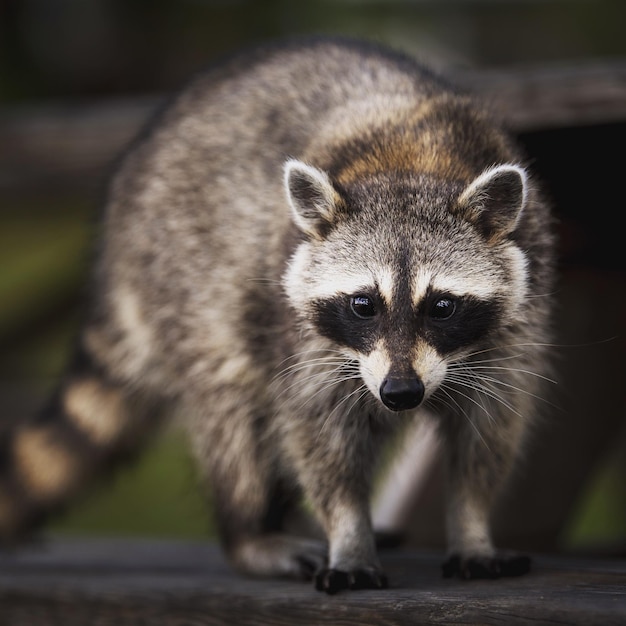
[1,0,625,553]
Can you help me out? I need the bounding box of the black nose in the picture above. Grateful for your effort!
[379,376,425,411]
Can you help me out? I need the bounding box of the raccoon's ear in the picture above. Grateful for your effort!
[456,164,528,239]
[284,159,343,239]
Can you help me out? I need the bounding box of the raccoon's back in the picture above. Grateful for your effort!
[104,37,449,247]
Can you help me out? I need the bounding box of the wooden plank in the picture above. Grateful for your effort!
[1,538,625,625]
[453,60,626,131]
[0,97,162,193]
[1,60,626,194]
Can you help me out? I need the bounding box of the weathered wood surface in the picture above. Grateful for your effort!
[1,60,626,194]
[1,538,625,625]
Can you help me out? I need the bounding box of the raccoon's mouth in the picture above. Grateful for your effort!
[379,376,425,412]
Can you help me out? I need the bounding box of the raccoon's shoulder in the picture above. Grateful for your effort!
[108,37,458,200]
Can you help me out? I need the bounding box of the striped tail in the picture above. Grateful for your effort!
[0,346,158,542]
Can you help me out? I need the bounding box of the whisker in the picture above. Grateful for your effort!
[276,360,347,382]
[283,364,362,416]
[442,377,501,424]
[276,366,360,402]
[456,342,564,362]
[275,348,349,366]
[461,365,557,385]
[457,353,526,365]
[306,372,362,403]
[317,384,369,442]
[274,352,347,372]
[444,373,521,417]
[464,371,554,404]
[439,385,491,450]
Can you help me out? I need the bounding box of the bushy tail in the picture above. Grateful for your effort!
[0,346,157,542]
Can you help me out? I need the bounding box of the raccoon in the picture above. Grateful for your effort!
[0,37,554,593]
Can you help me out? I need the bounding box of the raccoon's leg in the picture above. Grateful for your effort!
[440,388,532,580]
[215,480,328,582]
[185,396,327,582]
[0,345,158,542]
[281,412,388,593]
[312,494,387,594]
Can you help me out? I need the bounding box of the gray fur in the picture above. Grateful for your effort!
[0,38,554,592]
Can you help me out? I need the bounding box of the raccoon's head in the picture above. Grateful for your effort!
[282,159,529,412]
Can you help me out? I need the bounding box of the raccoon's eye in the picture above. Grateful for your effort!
[350,295,377,319]
[430,297,456,320]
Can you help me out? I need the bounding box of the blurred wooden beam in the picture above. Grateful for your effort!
[454,60,626,131]
[0,96,162,194]
[1,60,626,194]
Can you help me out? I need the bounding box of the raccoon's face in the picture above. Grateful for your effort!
[283,160,529,412]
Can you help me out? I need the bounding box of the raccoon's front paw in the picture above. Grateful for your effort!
[442,553,531,580]
[231,534,328,581]
[314,567,388,594]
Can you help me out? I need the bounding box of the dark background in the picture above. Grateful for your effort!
[1,0,625,553]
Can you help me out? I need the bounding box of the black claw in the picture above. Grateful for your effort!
[467,556,501,579]
[315,568,388,594]
[315,568,349,594]
[442,553,531,580]
[349,569,388,590]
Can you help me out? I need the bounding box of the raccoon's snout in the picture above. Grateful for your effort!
[379,376,425,411]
